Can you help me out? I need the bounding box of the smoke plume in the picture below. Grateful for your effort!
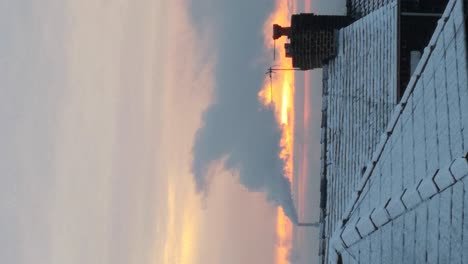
[192,98,298,224]
[188,0,298,224]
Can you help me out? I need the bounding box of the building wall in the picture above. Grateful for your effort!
[399,14,441,98]
[291,29,337,70]
[332,0,468,262]
[320,3,399,262]
[347,0,448,19]
[290,14,351,70]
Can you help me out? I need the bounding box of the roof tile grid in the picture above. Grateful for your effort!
[401,180,423,209]
[426,195,440,262]
[403,210,417,263]
[414,203,429,263]
[355,212,377,237]
[385,191,407,219]
[462,177,468,259]
[325,1,468,262]
[450,155,468,179]
[433,165,456,190]
[341,218,362,247]
[417,175,440,199]
[438,189,452,263]
[449,182,464,263]
[370,200,391,227]
[321,4,398,260]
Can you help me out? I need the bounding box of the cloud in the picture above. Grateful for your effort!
[197,169,277,264]
[192,102,298,223]
[157,0,216,263]
[0,1,198,264]
[190,0,298,223]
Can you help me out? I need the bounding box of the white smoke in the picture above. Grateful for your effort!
[192,104,298,224]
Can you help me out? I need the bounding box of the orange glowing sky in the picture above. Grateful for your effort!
[259,1,297,263]
[2,0,323,263]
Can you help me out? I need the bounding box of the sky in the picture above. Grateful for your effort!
[0,0,343,263]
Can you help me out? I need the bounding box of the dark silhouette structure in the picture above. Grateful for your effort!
[268,1,468,264]
[273,0,451,98]
[273,14,351,70]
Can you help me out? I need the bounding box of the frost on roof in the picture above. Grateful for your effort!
[319,2,398,262]
[326,0,468,263]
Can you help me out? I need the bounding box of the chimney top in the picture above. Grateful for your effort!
[273,24,291,40]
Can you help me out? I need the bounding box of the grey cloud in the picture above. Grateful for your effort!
[190,0,298,223]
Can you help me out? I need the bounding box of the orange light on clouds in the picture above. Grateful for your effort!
[275,207,293,264]
[279,79,294,181]
[259,1,296,263]
[158,0,215,263]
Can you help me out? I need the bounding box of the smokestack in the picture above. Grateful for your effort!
[297,222,320,227]
[273,24,291,40]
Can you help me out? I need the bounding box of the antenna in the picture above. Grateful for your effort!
[266,67,274,104]
[264,66,301,105]
[273,40,276,61]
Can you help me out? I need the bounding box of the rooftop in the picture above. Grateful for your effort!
[319,2,399,261]
[322,0,468,262]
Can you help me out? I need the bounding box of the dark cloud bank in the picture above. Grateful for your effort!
[190,0,298,223]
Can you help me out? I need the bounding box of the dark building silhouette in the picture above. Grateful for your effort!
[346,0,448,18]
[305,1,467,264]
[273,14,351,70]
[273,0,451,99]
[270,1,468,264]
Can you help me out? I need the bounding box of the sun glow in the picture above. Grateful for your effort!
[275,207,293,264]
[260,1,296,263]
[163,182,200,264]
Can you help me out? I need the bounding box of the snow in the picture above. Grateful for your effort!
[387,104,403,135]
[433,166,456,191]
[401,181,423,209]
[414,204,428,263]
[385,192,406,219]
[450,182,464,263]
[371,133,389,163]
[370,203,391,227]
[322,0,468,262]
[321,3,398,259]
[355,213,376,237]
[450,156,468,180]
[417,176,439,200]
[341,218,361,247]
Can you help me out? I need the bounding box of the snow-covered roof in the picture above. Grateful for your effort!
[319,2,399,262]
[327,0,468,262]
